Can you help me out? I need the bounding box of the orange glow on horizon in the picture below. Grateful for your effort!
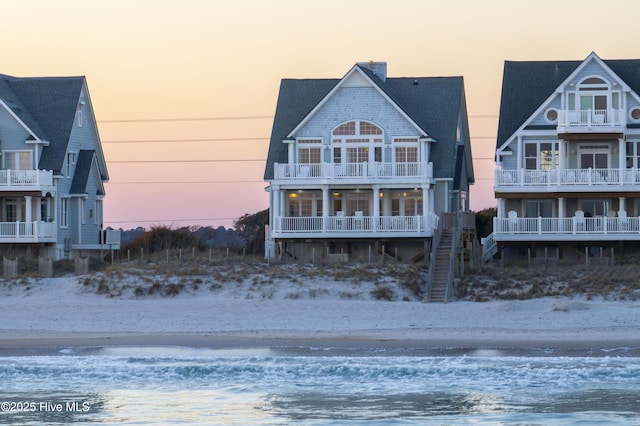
[2,0,639,228]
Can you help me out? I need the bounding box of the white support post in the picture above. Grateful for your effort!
[372,185,380,232]
[322,185,329,233]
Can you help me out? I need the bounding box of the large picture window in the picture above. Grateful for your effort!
[332,121,383,164]
[3,151,32,170]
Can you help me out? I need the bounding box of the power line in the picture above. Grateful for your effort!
[98,115,273,123]
[108,159,265,164]
[104,217,240,224]
[107,180,262,185]
[102,137,268,144]
[102,136,494,144]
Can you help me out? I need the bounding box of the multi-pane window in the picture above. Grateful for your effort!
[81,198,86,224]
[347,147,369,163]
[390,191,422,216]
[299,148,321,164]
[60,198,69,228]
[347,198,369,216]
[395,146,418,162]
[394,138,419,169]
[524,142,557,170]
[67,152,77,177]
[95,199,102,225]
[288,193,320,217]
[332,121,383,164]
[297,139,321,164]
[4,151,32,170]
[4,199,17,222]
[626,141,640,168]
[333,147,342,164]
[333,121,356,135]
[360,122,383,135]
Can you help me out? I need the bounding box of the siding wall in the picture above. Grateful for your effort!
[0,107,38,167]
[295,87,420,146]
[67,85,104,246]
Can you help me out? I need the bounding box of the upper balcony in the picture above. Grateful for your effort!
[495,167,640,194]
[272,161,433,183]
[557,109,625,135]
[0,169,55,193]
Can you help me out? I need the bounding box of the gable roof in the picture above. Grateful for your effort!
[0,74,86,173]
[497,55,640,148]
[264,65,472,183]
[70,150,104,195]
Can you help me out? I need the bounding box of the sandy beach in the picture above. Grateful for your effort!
[0,273,639,354]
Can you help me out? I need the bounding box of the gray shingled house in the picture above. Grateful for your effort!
[486,52,640,263]
[0,73,119,260]
[263,62,475,269]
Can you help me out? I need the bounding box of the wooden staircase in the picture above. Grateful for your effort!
[427,229,454,302]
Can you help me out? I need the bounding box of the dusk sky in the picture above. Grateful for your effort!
[2,0,638,229]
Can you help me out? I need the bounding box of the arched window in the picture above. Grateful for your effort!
[576,76,612,112]
[332,120,383,164]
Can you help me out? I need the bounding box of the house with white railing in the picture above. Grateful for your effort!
[485,52,640,262]
[0,73,119,260]
[264,62,474,264]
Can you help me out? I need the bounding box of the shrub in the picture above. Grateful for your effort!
[370,285,395,301]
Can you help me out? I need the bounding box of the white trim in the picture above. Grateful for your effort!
[286,65,431,139]
[0,98,42,143]
[499,52,640,150]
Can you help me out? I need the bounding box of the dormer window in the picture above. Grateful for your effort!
[570,76,619,111]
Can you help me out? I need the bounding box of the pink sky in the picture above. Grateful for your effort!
[2,0,639,229]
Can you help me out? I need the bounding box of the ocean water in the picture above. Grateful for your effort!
[0,345,639,425]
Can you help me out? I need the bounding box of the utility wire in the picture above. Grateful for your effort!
[108,159,265,164]
[102,136,494,144]
[102,137,268,144]
[104,217,239,224]
[98,114,496,124]
[98,115,273,123]
[107,180,262,184]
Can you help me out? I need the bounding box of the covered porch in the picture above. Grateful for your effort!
[0,193,56,243]
[269,185,435,239]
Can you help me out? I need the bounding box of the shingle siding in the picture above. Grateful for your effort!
[295,87,419,143]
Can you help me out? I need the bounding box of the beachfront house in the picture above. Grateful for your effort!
[485,52,640,263]
[0,73,119,260]
[263,62,475,276]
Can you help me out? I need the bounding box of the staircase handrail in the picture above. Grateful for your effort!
[426,218,444,302]
[481,231,497,263]
[444,227,460,302]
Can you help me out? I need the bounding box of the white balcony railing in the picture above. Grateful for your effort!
[0,221,56,242]
[495,168,640,188]
[273,162,433,180]
[558,109,625,129]
[274,214,433,236]
[0,169,54,189]
[494,216,640,238]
